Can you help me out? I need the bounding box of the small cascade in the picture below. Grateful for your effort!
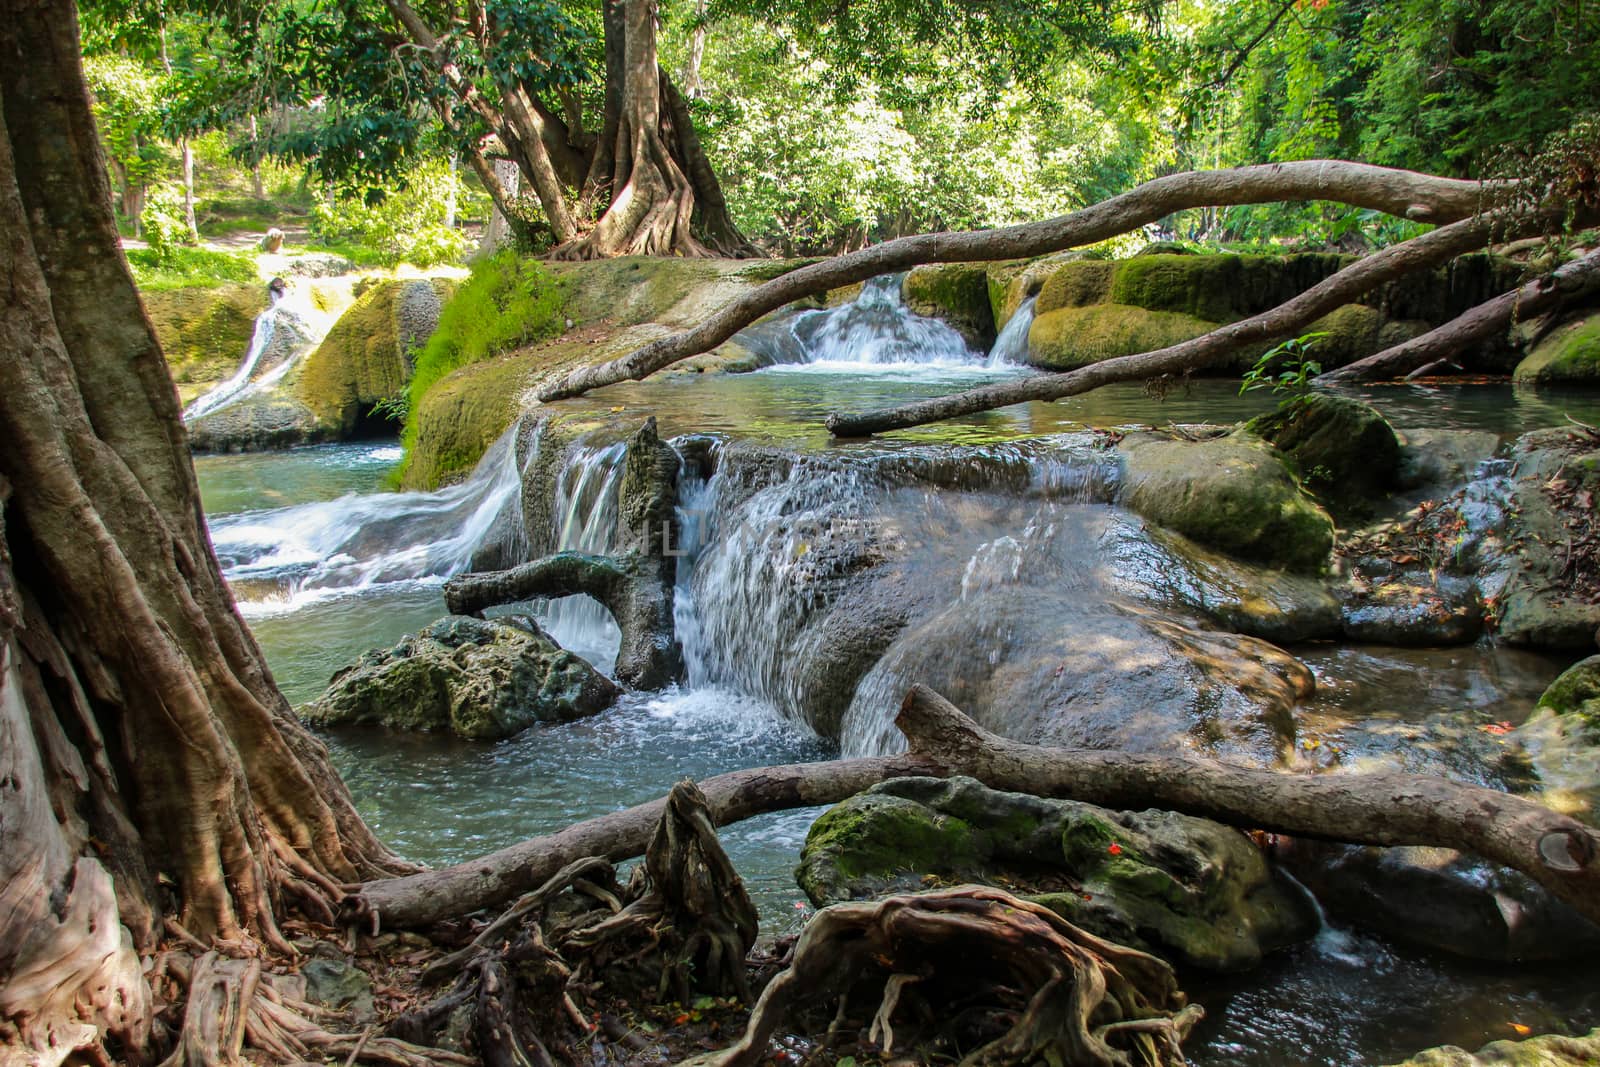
[777,275,984,368]
[211,424,526,614]
[184,284,331,421]
[535,441,629,665]
[986,295,1036,367]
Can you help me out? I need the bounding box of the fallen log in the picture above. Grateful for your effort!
[534,162,1499,402]
[820,212,1530,437]
[1321,245,1600,381]
[341,685,1600,930]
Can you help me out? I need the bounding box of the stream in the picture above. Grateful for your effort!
[196,279,1600,1065]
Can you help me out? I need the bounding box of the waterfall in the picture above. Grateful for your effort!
[987,295,1036,368]
[184,285,331,421]
[771,275,985,368]
[535,441,629,666]
[211,424,526,615]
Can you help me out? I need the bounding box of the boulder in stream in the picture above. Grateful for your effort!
[302,615,619,740]
[1390,1028,1600,1067]
[798,776,1319,972]
[1246,393,1402,520]
[1117,430,1336,574]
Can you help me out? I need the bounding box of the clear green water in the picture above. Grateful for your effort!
[198,369,1600,1065]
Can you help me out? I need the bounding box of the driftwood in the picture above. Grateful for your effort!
[444,551,682,689]
[680,887,1203,1067]
[342,685,1600,932]
[534,161,1498,402]
[1321,245,1600,381]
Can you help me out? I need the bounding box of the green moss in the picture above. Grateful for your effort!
[297,281,411,431]
[400,357,529,489]
[1246,393,1401,519]
[1537,655,1600,737]
[1303,303,1386,369]
[1515,315,1600,383]
[902,263,994,339]
[1027,304,1216,370]
[144,283,267,385]
[1119,433,1336,574]
[802,795,979,880]
[1035,260,1115,314]
[1108,253,1349,322]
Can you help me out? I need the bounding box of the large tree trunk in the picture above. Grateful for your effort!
[534,161,1503,400]
[0,4,405,1061]
[343,685,1600,933]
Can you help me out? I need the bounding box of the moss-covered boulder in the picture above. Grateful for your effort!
[1514,314,1600,383]
[1117,431,1336,573]
[302,615,619,740]
[1538,655,1600,729]
[1246,393,1402,519]
[1108,252,1348,322]
[145,283,268,397]
[1035,260,1117,314]
[1027,304,1216,370]
[297,278,454,435]
[798,777,1318,972]
[1389,1029,1600,1067]
[902,263,995,347]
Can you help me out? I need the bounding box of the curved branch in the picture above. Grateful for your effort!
[535,162,1498,401]
[824,212,1499,436]
[1321,245,1600,382]
[342,684,1600,932]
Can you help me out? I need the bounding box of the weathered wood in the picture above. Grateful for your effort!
[821,214,1512,437]
[343,684,1600,931]
[535,162,1500,401]
[1321,245,1600,381]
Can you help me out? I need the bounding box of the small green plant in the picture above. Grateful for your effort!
[1240,331,1327,408]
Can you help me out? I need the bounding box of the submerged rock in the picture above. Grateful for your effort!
[798,776,1318,972]
[303,615,619,740]
[1117,431,1335,574]
[1391,1029,1600,1067]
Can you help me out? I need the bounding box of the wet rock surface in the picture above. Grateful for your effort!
[302,615,619,740]
[798,776,1319,972]
[1246,393,1402,520]
[1390,1028,1600,1067]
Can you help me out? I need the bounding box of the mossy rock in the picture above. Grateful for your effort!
[1389,1029,1600,1067]
[1514,314,1600,384]
[1118,431,1335,573]
[1538,655,1600,738]
[1108,253,1348,323]
[1035,260,1117,314]
[145,283,268,386]
[902,263,995,346]
[1027,304,1217,370]
[302,615,619,740]
[297,278,454,434]
[1246,393,1401,520]
[402,356,529,489]
[798,777,1317,972]
[1302,303,1387,369]
[986,251,1099,329]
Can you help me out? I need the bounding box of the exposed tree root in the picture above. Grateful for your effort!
[680,886,1202,1067]
[389,782,755,1066]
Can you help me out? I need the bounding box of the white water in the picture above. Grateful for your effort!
[211,426,525,616]
[765,274,992,371]
[987,294,1036,367]
[184,286,333,421]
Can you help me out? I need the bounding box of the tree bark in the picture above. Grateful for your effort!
[1321,245,1600,381]
[535,161,1502,400]
[1,4,405,1060]
[823,213,1517,436]
[342,684,1600,933]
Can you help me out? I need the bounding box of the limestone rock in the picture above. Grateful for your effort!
[1247,393,1402,520]
[798,776,1318,972]
[302,615,619,740]
[902,263,996,348]
[1514,313,1600,384]
[1389,1029,1600,1067]
[1117,431,1336,574]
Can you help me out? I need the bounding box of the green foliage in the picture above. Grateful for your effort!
[139,185,199,258]
[82,53,168,189]
[309,158,472,268]
[125,246,259,290]
[400,253,565,456]
[1240,332,1327,408]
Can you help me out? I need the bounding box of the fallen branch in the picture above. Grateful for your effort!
[535,162,1498,401]
[823,213,1503,436]
[342,685,1600,931]
[1321,245,1600,381]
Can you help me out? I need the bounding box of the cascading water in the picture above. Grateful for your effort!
[184,284,332,421]
[533,441,629,666]
[210,424,526,614]
[986,294,1036,367]
[766,274,986,368]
